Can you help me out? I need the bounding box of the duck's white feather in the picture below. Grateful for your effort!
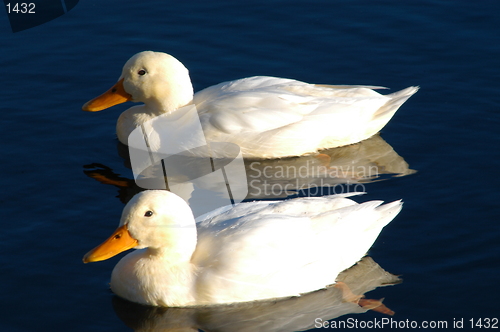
[194,76,417,157]
[85,51,418,158]
[104,190,401,307]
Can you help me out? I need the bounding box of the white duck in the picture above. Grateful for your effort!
[82,51,418,159]
[83,190,402,307]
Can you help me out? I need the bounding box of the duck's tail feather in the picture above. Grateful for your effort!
[374,86,419,119]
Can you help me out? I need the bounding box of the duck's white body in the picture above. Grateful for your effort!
[84,190,402,307]
[83,51,418,158]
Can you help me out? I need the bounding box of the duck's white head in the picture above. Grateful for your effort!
[83,190,197,263]
[82,51,194,114]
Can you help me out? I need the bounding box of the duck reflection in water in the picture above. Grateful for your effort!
[84,134,415,215]
[111,257,400,332]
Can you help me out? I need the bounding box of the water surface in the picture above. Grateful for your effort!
[1,1,499,331]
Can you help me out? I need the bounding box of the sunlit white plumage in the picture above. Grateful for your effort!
[83,190,402,307]
[83,51,418,158]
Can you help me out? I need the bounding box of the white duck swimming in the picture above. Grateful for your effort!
[82,51,418,159]
[83,190,402,307]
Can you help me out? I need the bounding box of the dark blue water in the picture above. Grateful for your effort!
[1,1,499,331]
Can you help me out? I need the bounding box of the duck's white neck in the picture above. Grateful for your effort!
[145,245,195,264]
[112,248,198,306]
[141,82,194,116]
[117,80,194,143]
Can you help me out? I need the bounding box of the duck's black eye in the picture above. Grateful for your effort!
[138,69,147,76]
[144,210,153,217]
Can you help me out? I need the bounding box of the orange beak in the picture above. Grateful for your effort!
[83,225,138,263]
[82,78,132,112]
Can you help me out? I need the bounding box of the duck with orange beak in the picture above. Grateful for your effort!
[83,51,418,159]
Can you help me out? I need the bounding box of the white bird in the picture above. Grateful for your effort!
[83,190,402,307]
[83,51,418,159]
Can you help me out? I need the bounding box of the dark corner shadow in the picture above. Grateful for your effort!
[4,0,79,33]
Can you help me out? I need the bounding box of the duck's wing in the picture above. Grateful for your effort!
[194,76,386,134]
[194,77,314,135]
[192,194,402,304]
[193,76,417,157]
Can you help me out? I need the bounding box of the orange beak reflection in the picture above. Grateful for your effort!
[83,225,138,263]
[82,78,132,112]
